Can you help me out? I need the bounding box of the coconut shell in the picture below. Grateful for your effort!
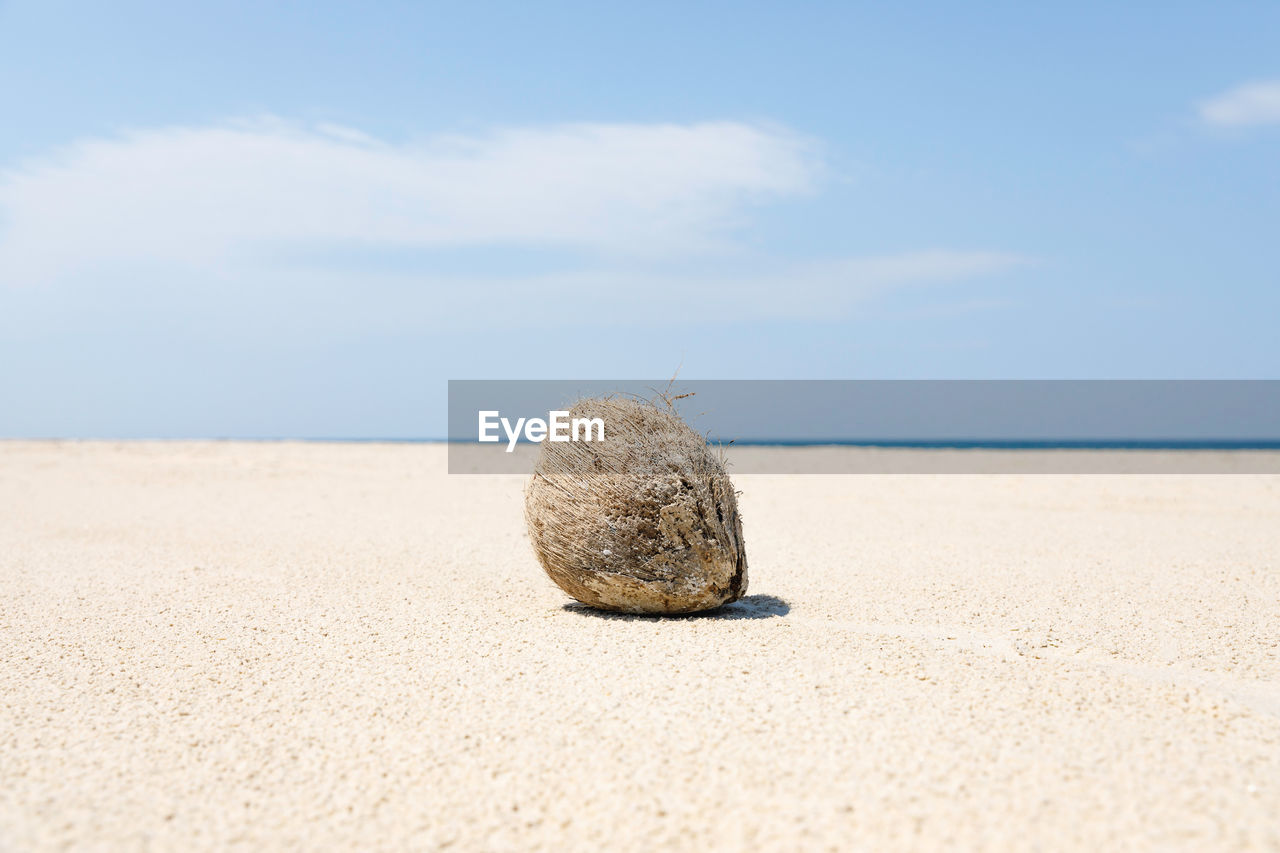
[525,396,748,614]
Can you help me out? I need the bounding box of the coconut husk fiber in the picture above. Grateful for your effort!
[525,396,748,614]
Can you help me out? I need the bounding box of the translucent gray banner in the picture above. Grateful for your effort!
[447,380,1280,474]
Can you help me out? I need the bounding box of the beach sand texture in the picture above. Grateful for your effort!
[2,441,1278,850]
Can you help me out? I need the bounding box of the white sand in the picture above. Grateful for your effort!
[2,441,1278,850]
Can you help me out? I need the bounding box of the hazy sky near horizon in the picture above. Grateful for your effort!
[2,1,1278,437]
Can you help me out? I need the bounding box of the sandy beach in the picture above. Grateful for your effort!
[2,441,1278,850]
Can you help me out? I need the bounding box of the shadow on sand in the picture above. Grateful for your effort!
[562,593,790,621]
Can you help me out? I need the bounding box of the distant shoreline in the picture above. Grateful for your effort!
[7,437,1280,450]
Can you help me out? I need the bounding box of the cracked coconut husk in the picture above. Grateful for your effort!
[525,396,748,614]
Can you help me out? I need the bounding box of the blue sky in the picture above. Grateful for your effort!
[1,1,1278,437]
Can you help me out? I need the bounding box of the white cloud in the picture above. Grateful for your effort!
[0,117,1029,335]
[475,250,1030,327]
[115,250,1029,330]
[0,246,1029,339]
[0,118,819,285]
[1198,80,1280,127]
